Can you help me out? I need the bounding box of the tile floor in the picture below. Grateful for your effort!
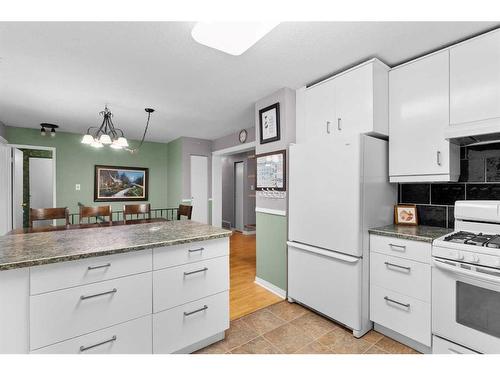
[195,301,419,354]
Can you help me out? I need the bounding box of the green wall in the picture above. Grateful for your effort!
[166,137,183,207]
[256,212,287,291]
[6,126,168,214]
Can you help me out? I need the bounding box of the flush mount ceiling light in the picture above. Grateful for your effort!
[81,106,155,153]
[191,22,279,56]
[40,123,59,137]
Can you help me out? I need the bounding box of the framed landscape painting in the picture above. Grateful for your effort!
[94,165,149,202]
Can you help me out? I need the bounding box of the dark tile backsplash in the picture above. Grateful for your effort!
[398,142,500,229]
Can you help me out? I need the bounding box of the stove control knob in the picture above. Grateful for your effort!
[452,251,464,261]
[466,254,480,263]
[495,259,500,268]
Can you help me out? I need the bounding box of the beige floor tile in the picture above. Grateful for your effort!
[295,340,336,354]
[365,345,390,354]
[194,339,230,354]
[263,323,314,354]
[290,312,340,339]
[317,329,372,354]
[231,336,281,354]
[266,301,309,322]
[374,337,419,354]
[223,318,259,351]
[241,308,287,335]
[362,330,384,344]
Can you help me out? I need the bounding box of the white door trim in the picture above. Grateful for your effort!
[255,207,286,216]
[212,141,256,156]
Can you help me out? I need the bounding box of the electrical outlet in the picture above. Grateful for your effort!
[75,184,81,191]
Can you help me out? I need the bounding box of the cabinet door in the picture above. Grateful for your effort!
[450,30,500,125]
[304,78,336,142]
[334,63,373,136]
[389,51,450,178]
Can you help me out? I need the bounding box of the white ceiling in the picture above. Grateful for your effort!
[0,21,498,143]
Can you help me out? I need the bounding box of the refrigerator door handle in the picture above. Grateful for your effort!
[287,241,360,263]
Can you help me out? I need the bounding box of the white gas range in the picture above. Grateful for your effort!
[432,201,500,354]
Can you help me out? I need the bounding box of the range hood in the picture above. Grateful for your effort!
[446,119,500,146]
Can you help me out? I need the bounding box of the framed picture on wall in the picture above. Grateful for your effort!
[259,102,280,144]
[255,150,286,191]
[94,165,149,202]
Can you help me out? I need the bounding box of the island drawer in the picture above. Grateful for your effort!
[370,235,431,264]
[30,272,152,350]
[30,249,152,295]
[370,285,431,346]
[153,290,229,353]
[31,315,152,354]
[370,252,431,302]
[153,256,229,313]
[153,237,229,270]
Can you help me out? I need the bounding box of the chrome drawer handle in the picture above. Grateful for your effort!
[184,267,208,276]
[188,247,204,253]
[184,305,208,316]
[384,261,411,272]
[326,121,331,134]
[87,263,111,270]
[389,243,406,251]
[80,335,117,352]
[337,118,342,131]
[384,296,410,309]
[80,288,117,300]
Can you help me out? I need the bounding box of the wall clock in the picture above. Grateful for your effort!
[239,129,248,143]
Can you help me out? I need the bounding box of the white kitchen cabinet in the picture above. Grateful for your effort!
[297,58,389,144]
[369,234,432,350]
[449,29,500,135]
[302,77,336,142]
[389,50,460,182]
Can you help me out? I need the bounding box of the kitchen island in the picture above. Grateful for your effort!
[0,220,231,354]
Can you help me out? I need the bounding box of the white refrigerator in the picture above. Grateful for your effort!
[287,134,396,337]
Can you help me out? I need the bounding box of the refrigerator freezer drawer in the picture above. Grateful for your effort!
[287,242,362,331]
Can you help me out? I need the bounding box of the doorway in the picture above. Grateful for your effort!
[10,145,56,229]
[213,142,283,320]
[190,155,208,224]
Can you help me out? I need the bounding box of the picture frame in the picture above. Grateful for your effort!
[394,204,418,226]
[259,102,280,144]
[94,165,149,202]
[255,149,286,191]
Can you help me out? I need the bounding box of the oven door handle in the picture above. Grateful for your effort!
[433,259,500,285]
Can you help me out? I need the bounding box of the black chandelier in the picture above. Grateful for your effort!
[81,106,155,152]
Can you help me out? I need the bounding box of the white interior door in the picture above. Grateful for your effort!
[0,144,12,235]
[288,135,362,256]
[190,155,208,224]
[234,162,244,231]
[29,157,54,227]
[13,148,23,229]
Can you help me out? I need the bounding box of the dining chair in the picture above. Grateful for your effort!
[29,207,70,228]
[79,205,113,224]
[123,203,151,223]
[177,204,193,220]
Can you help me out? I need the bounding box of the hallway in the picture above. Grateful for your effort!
[230,231,283,320]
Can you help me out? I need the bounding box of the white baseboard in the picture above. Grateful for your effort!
[254,277,287,299]
[374,323,431,354]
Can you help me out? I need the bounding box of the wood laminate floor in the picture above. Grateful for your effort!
[229,231,283,321]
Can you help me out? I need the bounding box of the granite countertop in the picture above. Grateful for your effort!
[0,220,232,271]
[368,224,452,243]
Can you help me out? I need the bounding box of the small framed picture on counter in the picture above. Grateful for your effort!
[394,204,418,225]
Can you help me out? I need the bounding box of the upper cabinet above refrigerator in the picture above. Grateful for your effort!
[448,29,500,143]
[296,58,389,144]
[389,51,460,183]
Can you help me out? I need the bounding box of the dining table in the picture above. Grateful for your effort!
[7,218,169,235]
